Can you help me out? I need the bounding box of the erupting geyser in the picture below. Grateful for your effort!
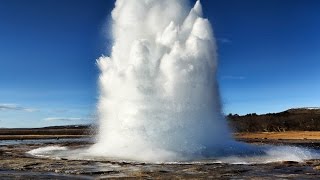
[28,0,320,164]
[90,0,234,161]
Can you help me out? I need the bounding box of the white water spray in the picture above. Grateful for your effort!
[90,0,234,162]
[28,0,320,164]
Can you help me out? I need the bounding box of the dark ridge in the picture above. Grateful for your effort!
[227,107,320,132]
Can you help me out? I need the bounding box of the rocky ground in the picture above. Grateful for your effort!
[2,139,320,179]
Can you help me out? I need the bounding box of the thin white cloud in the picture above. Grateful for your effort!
[217,38,232,44]
[221,76,246,80]
[0,104,38,112]
[44,117,90,122]
[53,109,69,113]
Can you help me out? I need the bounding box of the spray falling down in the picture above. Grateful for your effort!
[91,0,233,161]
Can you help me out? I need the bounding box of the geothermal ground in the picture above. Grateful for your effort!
[2,127,320,179]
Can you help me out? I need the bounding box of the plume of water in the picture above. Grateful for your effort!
[90,0,234,162]
[28,0,320,164]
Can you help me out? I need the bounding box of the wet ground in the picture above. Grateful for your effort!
[2,139,320,179]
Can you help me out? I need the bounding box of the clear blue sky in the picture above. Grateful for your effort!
[0,0,319,128]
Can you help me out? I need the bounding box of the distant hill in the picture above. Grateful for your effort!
[227,108,320,132]
[0,124,94,136]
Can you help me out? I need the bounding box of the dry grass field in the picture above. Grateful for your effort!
[0,126,92,140]
[0,135,88,140]
[234,131,320,140]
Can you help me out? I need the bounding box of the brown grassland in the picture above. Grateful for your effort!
[234,131,320,140]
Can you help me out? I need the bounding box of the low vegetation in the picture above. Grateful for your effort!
[228,108,320,132]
